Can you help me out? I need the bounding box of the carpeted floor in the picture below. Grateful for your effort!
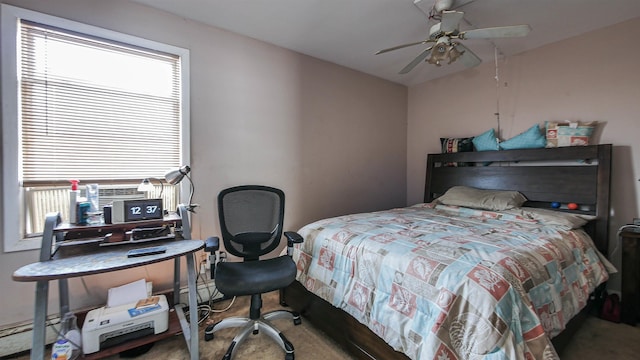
[8,291,640,359]
[561,315,640,360]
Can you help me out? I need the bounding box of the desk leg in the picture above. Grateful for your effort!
[31,280,49,360]
[186,253,199,360]
[173,257,181,305]
[58,278,69,316]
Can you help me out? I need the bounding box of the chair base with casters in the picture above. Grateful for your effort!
[204,227,304,360]
[204,293,301,360]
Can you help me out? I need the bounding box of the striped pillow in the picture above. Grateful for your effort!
[440,137,474,167]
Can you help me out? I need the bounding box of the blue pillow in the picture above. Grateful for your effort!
[499,125,546,150]
[472,129,499,151]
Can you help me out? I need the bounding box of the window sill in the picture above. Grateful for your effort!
[4,236,41,253]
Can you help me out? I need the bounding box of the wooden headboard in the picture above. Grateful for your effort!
[424,144,612,255]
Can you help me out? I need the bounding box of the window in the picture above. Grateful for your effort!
[2,5,190,252]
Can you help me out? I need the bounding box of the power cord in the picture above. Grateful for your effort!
[183,296,237,326]
[183,252,235,326]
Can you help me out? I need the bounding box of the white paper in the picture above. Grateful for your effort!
[107,279,148,308]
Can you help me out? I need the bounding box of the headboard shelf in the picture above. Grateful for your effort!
[424,144,612,255]
[430,144,607,164]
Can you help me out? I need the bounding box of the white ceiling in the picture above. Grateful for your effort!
[132,0,640,86]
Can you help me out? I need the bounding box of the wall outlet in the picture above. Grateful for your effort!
[205,253,212,270]
[178,280,221,305]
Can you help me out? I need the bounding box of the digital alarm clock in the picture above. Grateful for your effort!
[111,199,164,223]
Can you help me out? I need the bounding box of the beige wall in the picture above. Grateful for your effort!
[408,17,640,292]
[0,0,407,327]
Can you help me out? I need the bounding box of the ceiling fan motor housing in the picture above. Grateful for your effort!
[429,23,443,40]
[434,0,455,13]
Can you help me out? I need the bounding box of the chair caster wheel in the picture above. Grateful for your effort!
[253,329,259,335]
[293,317,302,325]
[285,353,294,360]
[204,324,214,341]
[222,354,231,360]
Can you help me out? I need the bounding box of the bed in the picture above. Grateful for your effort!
[281,144,613,360]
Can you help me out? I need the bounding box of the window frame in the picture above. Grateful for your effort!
[1,5,191,252]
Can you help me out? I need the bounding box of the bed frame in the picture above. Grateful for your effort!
[282,144,612,360]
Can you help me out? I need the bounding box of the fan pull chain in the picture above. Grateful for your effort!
[494,46,501,147]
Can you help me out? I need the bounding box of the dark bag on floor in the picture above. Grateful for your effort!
[600,292,621,323]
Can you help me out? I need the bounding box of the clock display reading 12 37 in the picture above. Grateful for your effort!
[111,199,164,223]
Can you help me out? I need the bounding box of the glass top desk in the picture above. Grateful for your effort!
[12,205,202,360]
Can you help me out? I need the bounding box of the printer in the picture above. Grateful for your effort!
[82,294,169,354]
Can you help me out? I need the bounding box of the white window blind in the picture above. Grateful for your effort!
[20,20,182,184]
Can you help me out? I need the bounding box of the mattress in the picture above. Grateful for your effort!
[292,203,615,360]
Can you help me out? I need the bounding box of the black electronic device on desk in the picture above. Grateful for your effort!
[109,199,164,224]
[129,225,173,241]
[127,246,167,257]
[102,224,176,246]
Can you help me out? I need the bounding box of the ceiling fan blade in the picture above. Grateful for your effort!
[414,0,478,15]
[399,46,434,74]
[452,0,478,10]
[454,43,482,67]
[440,11,464,33]
[375,40,432,55]
[461,24,531,39]
[413,0,432,14]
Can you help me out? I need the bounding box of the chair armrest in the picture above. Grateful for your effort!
[284,231,303,245]
[284,231,303,257]
[205,236,220,253]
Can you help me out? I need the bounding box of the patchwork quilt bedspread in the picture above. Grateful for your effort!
[292,203,614,360]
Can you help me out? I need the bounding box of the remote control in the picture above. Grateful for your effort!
[127,246,167,258]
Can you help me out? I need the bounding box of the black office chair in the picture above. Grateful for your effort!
[204,185,303,360]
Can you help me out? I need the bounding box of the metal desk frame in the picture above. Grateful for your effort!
[12,205,201,360]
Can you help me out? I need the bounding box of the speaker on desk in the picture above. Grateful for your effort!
[103,205,112,224]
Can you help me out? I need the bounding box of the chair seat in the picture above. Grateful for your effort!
[216,255,297,296]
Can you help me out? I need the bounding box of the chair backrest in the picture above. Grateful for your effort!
[217,185,285,260]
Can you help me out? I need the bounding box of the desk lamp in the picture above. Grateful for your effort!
[164,165,198,212]
[137,178,164,197]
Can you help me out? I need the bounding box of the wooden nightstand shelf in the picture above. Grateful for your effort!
[621,227,640,325]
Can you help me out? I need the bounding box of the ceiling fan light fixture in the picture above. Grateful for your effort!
[427,44,447,66]
[427,57,442,66]
[427,42,464,66]
[427,37,457,66]
[448,42,464,63]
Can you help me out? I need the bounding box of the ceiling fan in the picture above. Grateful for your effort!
[376,0,531,74]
